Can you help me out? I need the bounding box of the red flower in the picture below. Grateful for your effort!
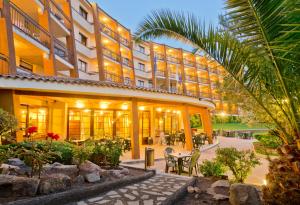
[27,126,38,134]
[47,132,60,141]
[53,134,60,141]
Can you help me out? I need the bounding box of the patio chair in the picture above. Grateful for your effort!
[164,147,177,173]
[182,149,201,176]
[179,133,185,148]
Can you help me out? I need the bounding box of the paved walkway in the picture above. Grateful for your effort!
[72,174,192,205]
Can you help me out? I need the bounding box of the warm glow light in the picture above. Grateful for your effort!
[120,48,123,52]
[43,53,48,59]
[166,109,171,112]
[121,104,128,110]
[100,102,109,109]
[75,101,84,108]
[99,111,104,115]
[220,111,226,117]
[139,106,145,111]
[84,109,90,113]
[183,53,187,56]
[103,17,108,21]
[117,112,122,117]
[104,62,109,66]
[168,49,173,53]
[117,27,122,32]
[154,46,158,49]
[37,8,43,14]
[263,179,267,186]
[177,110,181,114]
[103,39,109,44]
[173,110,177,114]
[156,108,162,112]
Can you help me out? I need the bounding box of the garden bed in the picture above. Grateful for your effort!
[253,142,279,156]
[1,167,155,205]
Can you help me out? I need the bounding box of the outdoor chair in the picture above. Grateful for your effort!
[182,149,201,176]
[164,147,177,173]
[179,133,185,148]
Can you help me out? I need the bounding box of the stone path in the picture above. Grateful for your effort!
[71,174,192,205]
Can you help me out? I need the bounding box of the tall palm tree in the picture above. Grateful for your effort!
[134,0,300,203]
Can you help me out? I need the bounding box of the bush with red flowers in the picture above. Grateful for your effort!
[27,126,38,134]
[47,132,60,141]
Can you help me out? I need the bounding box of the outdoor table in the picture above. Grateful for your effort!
[169,152,192,175]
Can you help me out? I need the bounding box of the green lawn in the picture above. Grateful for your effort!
[212,123,269,131]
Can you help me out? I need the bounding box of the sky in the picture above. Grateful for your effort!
[95,0,225,50]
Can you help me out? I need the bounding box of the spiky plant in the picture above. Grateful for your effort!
[134,0,300,203]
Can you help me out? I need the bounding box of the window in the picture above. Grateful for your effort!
[138,45,145,53]
[79,6,88,20]
[79,33,87,46]
[78,59,87,72]
[148,80,153,89]
[137,80,145,87]
[138,63,145,71]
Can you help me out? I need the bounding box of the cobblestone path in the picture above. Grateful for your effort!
[73,173,192,205]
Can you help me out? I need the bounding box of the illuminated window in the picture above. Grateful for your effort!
[139,111,150,140]
[94,110,113,139]
[68,109,91,140]
[116,111,130,139]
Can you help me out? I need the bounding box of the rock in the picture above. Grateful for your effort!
[120,167,130,175]
[0,174,40,197]
[38,173,71,195]
[187,186,195,193]
[43,162,78,179]
[7,158,31,176]
[213,194,229,201]
[194,187,201,193]
[211,180,230,188]
[84,172,101,183]
[195,194,199,199]
[0,164,21,175]
[73,175,85,185]
[79,161,102,175]
[211,180,230,196]
[229,183,261,205]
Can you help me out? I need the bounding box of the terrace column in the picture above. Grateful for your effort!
[182,105,193,151]
[131,99,140,159]
[0,90,22,142]
[200,108,213,144]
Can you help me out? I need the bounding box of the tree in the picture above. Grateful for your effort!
[0,109,18,145]
[134,0,300,203]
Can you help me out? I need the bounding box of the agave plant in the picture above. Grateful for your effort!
[135,0,300,203]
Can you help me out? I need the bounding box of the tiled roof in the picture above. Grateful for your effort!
[0,72,192,97]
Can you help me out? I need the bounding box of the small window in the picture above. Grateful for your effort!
[78,59,87,72]
[138,80,145,87]
[138,63,145,71]
[148,80,153,88]
[138,45,145,53]
[79,6,88,20]
[79,33,87,46]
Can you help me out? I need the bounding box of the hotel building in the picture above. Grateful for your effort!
[0,0,238,159]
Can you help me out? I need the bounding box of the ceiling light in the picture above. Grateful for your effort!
[121,104,128,110]
[139,106,145,111]
[75,101,84,108]
[100,102,109,109]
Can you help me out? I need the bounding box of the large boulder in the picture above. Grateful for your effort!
[38,173,71,195]
[7,158,31,176]
[0,164,21,175]
[78,160,102,175]
[0,175,40,197]
[43,162,78,179]
[211,180,230,195]
[229,183,261,205]
[84,172,101,183]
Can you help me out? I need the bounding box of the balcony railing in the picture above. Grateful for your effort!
[104,71,122,84]
[0,53,9,73]
[210,68,219,75]
[120,36,130,48]
[134,49,150,57]
[196,63,208,71]
[100,23,118,41]
[185,75,197,82]
[186,90,197,97]
[122,57,133,68]
[199,92,212,99]
[124,77,134,86]
[10,2,50,48]
[169,72,177,79]
[183,59,195,67]
[54,38,73,64]
[156,70,165,77]
[49,0,71,30]
[167,56,180,64]
[103,47,121,63]
[198,77,210,84]
[154,53,165,61]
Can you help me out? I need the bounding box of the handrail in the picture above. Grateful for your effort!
[119,36,130,47]
[49,0,71,30]
[102,47,121,63]
[0,53,9,73]
[10,2,50,48]
[199,92,212,98]
[54,38,73,64]
[100,23,119,41]
[196,63,208,71]
[133,49,150,57]
[198,77,210,84]
[169,72,177,78]
[183,59,196,67]
[104,70,122,83]
[167,55,180,64]
[186,90,198,97]
[185,74,197,82]
[124,77,134,86]
[71,7,93,25]
[156,70,165,77]
[122,57,133,68]
[209,68,219,74]
[135,67,152,73]
[75,39,96,50]
[154,53,165,61]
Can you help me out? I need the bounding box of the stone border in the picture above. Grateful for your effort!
[4,169,155,205]
[161,176,197,205]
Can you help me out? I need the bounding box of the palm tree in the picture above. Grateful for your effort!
[134,0,300,203]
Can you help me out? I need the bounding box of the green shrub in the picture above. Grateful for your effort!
[255,134,282,149]
[216,147,260,183]
[50,141,74,165]
[199,160,226,177]
[0,109,18,144]
[73,145,93,165]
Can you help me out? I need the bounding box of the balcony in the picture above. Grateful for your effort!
[100,23,118,41]
[103,47,121,63]
[72,8,94,33]
[169,72,177,79]
[10,2,50,49]
[54,38,73,65]
[185,75,197,82]
[75,40,96,59]
[133,49,150,61]
[122,57,133,68]
[167,56,180,64]
[154,53,165,61]
[198,77,210,84]
[120,36,130,48]
[156,70,165,78]
[0,53,9,74]
[186,90,197,97]
[199,92,212,99]
[124,77,134,86]
[104,71,122,84]
[49,0,71,36]
[196,63,208,71]
[183,59,195,67]
[210,68,219,75]
[135,68,152,78]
